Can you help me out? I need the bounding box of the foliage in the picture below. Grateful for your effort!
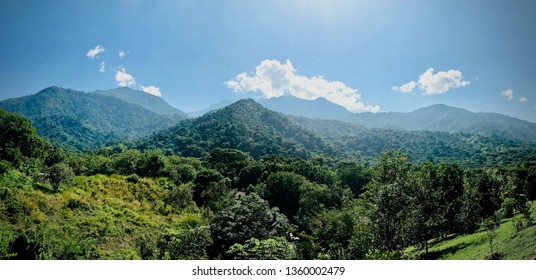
[158,225,212,260]
[1,108,536,260]
[135,99,336,159]
[226,237,294,260]
[0,109,48,167]
[0,87,185,151]
[210,193,292,258]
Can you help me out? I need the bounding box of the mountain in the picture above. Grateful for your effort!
[190,95,351,119]
[92,87,187,117]
[136,99,339,158]
[0,86,186,150]
[137,99,536,166]
[258,95,351,120]
[345,104,536,143]
[187,99,235,117]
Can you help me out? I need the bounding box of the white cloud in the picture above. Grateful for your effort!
[115,68,136,87]
[519,96,527,103]
[418,68,470,94]
[392,81,416,93]
[118,51,127,58]
[99,61,106,73]
[140,85,161,97]
[393,68,469,95]
[501,89,513,100]
[87,45,105,59]
[226,59,379,112]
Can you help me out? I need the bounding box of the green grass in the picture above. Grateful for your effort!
[427,205,536,260]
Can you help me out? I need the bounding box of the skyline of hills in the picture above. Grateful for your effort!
[0,86,186,150]
[1,86,535,153]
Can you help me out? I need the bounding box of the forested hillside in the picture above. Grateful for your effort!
[292,116,536,166]
[135,99,339,158]
[136,99,536,166]
[0,87,185,150]
[1,108,535,260]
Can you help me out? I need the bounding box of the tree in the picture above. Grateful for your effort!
[158,225,212,260]
[412,163,465,254]
[469,169,503,220]
[226,237,294,260]
[205,148,252,179]
[211,193,292,258]
[360,151,417,252]
[201,178,235,212]
[46,163,75,191]
[192,169,224,206]
[0,109,46,167]
[336,161,370,197]
[166,183,195,210]
[312,209,356,259]
[136,149,169,177]
[263,172,307,219]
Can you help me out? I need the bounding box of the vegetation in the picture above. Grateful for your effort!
[1,99,536,260]
[0,87,185,150]
[135,99,337,158]
[293,116,536,166]
[426,205,536,260]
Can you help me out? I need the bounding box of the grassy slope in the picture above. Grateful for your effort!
[1,173,202,259]
[428,204,536,260]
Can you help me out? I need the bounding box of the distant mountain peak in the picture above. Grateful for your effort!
[138,97,335,158]
[345,103,536,142]
[229,98,261,108]
[36,86,74,94]
[258,95,351,120]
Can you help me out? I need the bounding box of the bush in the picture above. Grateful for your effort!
[46,163,75,190]
[226,237,294,260]
[166,183,195,210]
[125,174,140,183]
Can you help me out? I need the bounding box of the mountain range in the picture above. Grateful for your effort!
[192,95,536,143]
[137,98,337,159]
[135,99,536,165]
[0,86,187,150]
[345,104,536,143]
[1,86,535,162]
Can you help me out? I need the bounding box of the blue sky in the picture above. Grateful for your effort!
[1,0,535,122]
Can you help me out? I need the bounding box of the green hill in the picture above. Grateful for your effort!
[136,99,338,158]
[0,87,186,150]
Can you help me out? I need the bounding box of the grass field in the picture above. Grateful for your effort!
[427,203,536,260]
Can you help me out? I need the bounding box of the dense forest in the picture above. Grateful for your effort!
[1,107,535,260]
[0,87,186,151]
